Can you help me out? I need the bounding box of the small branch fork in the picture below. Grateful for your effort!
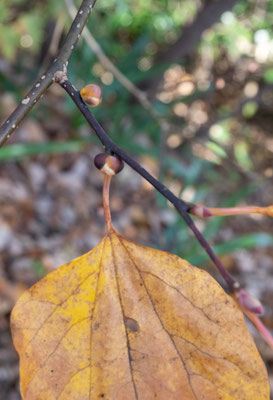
[0,0,97,147]
[0,0,272,347]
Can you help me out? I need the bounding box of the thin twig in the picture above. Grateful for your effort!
[146,0,239,96]
[190,204,273,218]
[39,13,67,74]
[0,0,97,147]
[56,75,239,293]
[65,0,175,211]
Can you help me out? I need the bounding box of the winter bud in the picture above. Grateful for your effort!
[236,289,264,315]
[189,205,212,218]
[80,84,102,107]
[94,153,124,176]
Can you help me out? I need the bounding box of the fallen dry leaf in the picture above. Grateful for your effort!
[11,173,270,399]
[11,228,269,399]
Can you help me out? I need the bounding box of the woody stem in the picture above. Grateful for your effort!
[208,206,270,216]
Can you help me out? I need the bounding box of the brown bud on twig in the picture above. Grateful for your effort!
[235,289,264,315]
[94,153,124,176]
[80,84,102,107]
[189,205,212,218]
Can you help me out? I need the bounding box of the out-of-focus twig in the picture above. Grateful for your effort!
[39,13,67,73]
[146,0,240,96]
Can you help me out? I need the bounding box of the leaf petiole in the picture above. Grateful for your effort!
[103,175,112,233]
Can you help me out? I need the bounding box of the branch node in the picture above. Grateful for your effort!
[54,70,68,84]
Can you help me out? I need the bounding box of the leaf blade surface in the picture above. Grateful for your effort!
[11,231,270,399]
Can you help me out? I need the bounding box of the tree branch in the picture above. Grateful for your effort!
[56,75,239,293]
[0,0,97,147]
[145,0,239,96]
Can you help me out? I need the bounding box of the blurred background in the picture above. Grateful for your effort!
[0,0,273,398]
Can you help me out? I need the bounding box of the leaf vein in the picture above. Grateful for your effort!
[22,262,100,354]
[88,237,106,400]
[117,236,198,400]
[109,234,139,400]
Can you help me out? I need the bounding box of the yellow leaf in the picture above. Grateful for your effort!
[11,229,269,399]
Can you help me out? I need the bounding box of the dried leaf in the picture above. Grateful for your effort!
[11,229,269,399]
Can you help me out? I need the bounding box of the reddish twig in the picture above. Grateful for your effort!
[190,204,273,218]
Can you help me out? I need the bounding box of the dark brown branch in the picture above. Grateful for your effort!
[145,0,239,96]
[57,75,239,293]
[0,0,97,147]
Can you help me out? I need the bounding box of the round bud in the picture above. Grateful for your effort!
[80,84,102,107]
[94,153,124,176]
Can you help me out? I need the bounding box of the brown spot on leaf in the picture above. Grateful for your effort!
[124,316,139,332]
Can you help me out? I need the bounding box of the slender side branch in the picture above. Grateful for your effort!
[190,204,273,218]
[0,0,97,147]
[57,76,239,293]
